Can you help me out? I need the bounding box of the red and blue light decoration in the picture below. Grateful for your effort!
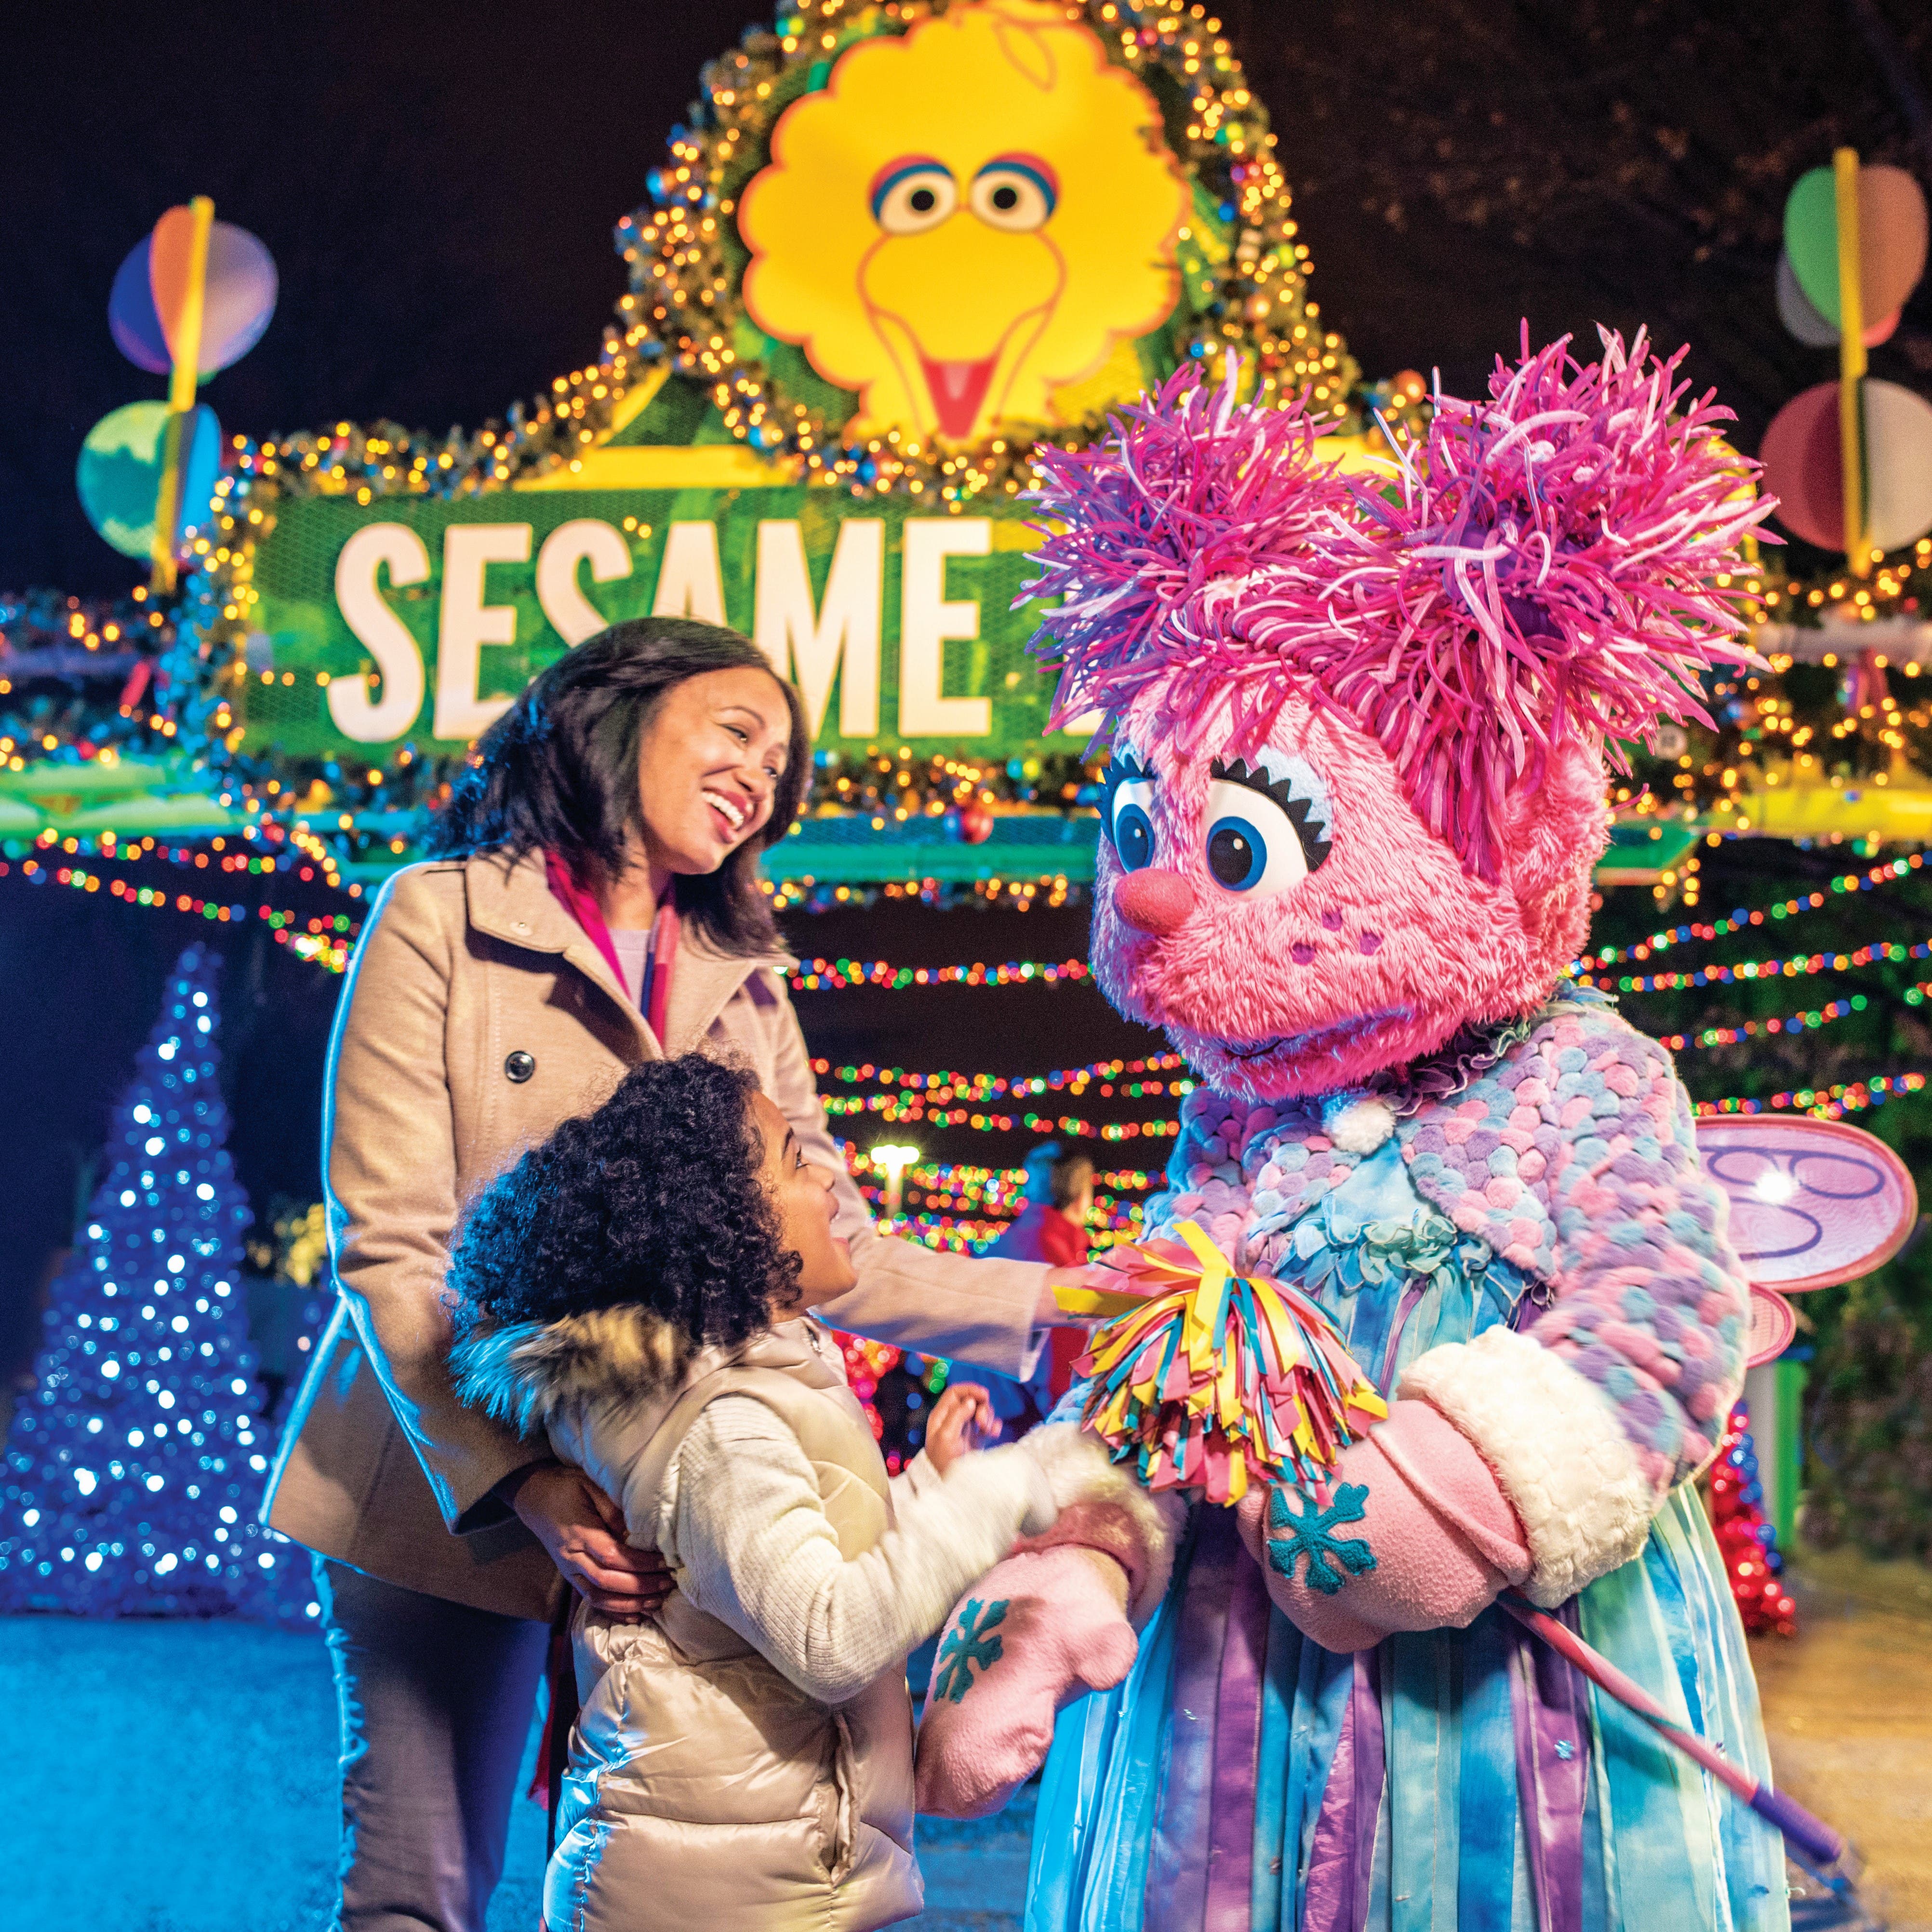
[1708,1400,1798,1638]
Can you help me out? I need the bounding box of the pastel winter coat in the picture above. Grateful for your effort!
[923,993,1785,1929]
[453,1306,1058,1932]
[263,848,1051,1620]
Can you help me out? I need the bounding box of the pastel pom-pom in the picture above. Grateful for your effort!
[1057,1219,1387,1506]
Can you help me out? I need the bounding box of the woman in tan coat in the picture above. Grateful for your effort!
[263,619,1086,1932]
[451,1055,1061,1932]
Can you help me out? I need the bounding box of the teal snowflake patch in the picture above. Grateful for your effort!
[1265,1482,1377,1596]
[931,1597,1009,1703]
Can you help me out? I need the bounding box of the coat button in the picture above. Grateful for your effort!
[505,1051,536,1083]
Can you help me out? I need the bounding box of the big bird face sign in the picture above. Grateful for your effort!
[741,1,1189,445]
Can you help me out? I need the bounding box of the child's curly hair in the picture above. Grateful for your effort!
[447,1055,800,1347]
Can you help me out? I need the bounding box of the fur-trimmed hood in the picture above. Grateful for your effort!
[450,1303,710,1441]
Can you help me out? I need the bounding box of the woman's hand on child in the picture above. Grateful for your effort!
[925,1382,999,1475]
[501,1460,674,1616]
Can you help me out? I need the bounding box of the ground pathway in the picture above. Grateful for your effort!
[0,1612,1028,1932]
[1,1549,1927,1931]
[1755,1548,1932,1932]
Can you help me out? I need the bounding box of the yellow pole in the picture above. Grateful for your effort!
[149,196,215,596]
[1832,149,1868,579]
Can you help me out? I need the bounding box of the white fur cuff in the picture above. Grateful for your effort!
[1019,1423,1186,1623]
[1397,1327,1656,1608]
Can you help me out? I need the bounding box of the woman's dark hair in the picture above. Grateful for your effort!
[427,617,810,956]
[448,1055,799,1346]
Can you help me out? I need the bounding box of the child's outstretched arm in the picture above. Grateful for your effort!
[661,1394,1056,1706]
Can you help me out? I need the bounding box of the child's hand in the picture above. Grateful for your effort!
[925,1382,999,1474]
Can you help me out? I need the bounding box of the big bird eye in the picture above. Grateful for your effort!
[870,158,957,234]
[1202,756,1333,897]
[969,156,1057,232]
[1105,757,1156,872]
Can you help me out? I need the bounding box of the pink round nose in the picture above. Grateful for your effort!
[1113,868,1197,936]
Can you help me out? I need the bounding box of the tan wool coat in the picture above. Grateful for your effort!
[263,848,1051,1621]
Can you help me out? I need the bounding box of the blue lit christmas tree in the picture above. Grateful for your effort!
[0,943,315,1623]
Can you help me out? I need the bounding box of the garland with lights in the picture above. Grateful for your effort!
[1758,534,1932,632]
[1692,1071,1924,1119]
[825,1092,1180,1140]
[790,954,1094,990]
[17,837,1926,1029]
[8,852,358,973]
[1653,992,1878,1052]
[1576,853,1924,968]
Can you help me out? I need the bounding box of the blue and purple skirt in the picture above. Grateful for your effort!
[1025,1491,1788,1932]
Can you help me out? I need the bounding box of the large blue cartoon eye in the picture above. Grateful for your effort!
[1205,811,1269,889]
[1203,755,1332,896]
[1105,751,1157,872]
[1113,798,1155,871]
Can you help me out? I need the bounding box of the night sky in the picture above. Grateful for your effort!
[1,1,1929,1372]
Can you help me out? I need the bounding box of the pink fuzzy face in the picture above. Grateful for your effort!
[1090,677,1603,1102]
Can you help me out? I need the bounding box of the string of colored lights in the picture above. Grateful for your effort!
[796,933,1932,1000]
[27,826,358,895]
[1581,936,1930,994]
[6,856,356,972]
[859,1154,1157,1188]
[825,1091,1180,1141]
[1656,995,1879,1052]
[1692,1072,1926,1120]
[813,1052,1191,1100]
[1576,853,1923,968]
[833,1152,1158,1252]
[790,956,1093,991]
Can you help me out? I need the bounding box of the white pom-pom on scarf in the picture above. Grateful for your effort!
[1322,1093,1398,1153]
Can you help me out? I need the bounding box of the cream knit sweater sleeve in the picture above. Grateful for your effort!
[662,1394,1055,1705]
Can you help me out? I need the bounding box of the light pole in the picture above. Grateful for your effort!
[869,1143,920,1219]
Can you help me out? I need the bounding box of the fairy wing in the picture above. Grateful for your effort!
[1694,1116,1919,1366]
[1693,1116,1917,1292]
[1745,1282,1797,1367]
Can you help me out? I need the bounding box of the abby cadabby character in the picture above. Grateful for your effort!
[915,335,1795,1931]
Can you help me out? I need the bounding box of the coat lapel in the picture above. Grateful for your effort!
[661,926,797,1057]
[465,850,653,1052]
[464,849,792,1062]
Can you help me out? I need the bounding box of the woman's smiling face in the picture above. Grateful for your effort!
[635,666,793,879]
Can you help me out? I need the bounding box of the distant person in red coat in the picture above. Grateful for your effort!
[988,1145,1095,1409]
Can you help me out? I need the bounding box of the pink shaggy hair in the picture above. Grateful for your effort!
[1029,330,1775,882]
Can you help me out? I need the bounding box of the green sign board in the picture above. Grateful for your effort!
[242,483,1083,759]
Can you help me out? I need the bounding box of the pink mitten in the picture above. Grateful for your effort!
[915,1545,1137,1817]
[1234,1399,1531,1652]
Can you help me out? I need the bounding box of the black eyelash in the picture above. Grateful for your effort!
[1211,757,1332,870]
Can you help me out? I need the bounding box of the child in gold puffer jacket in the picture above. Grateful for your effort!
[450,1054,1057,1932]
